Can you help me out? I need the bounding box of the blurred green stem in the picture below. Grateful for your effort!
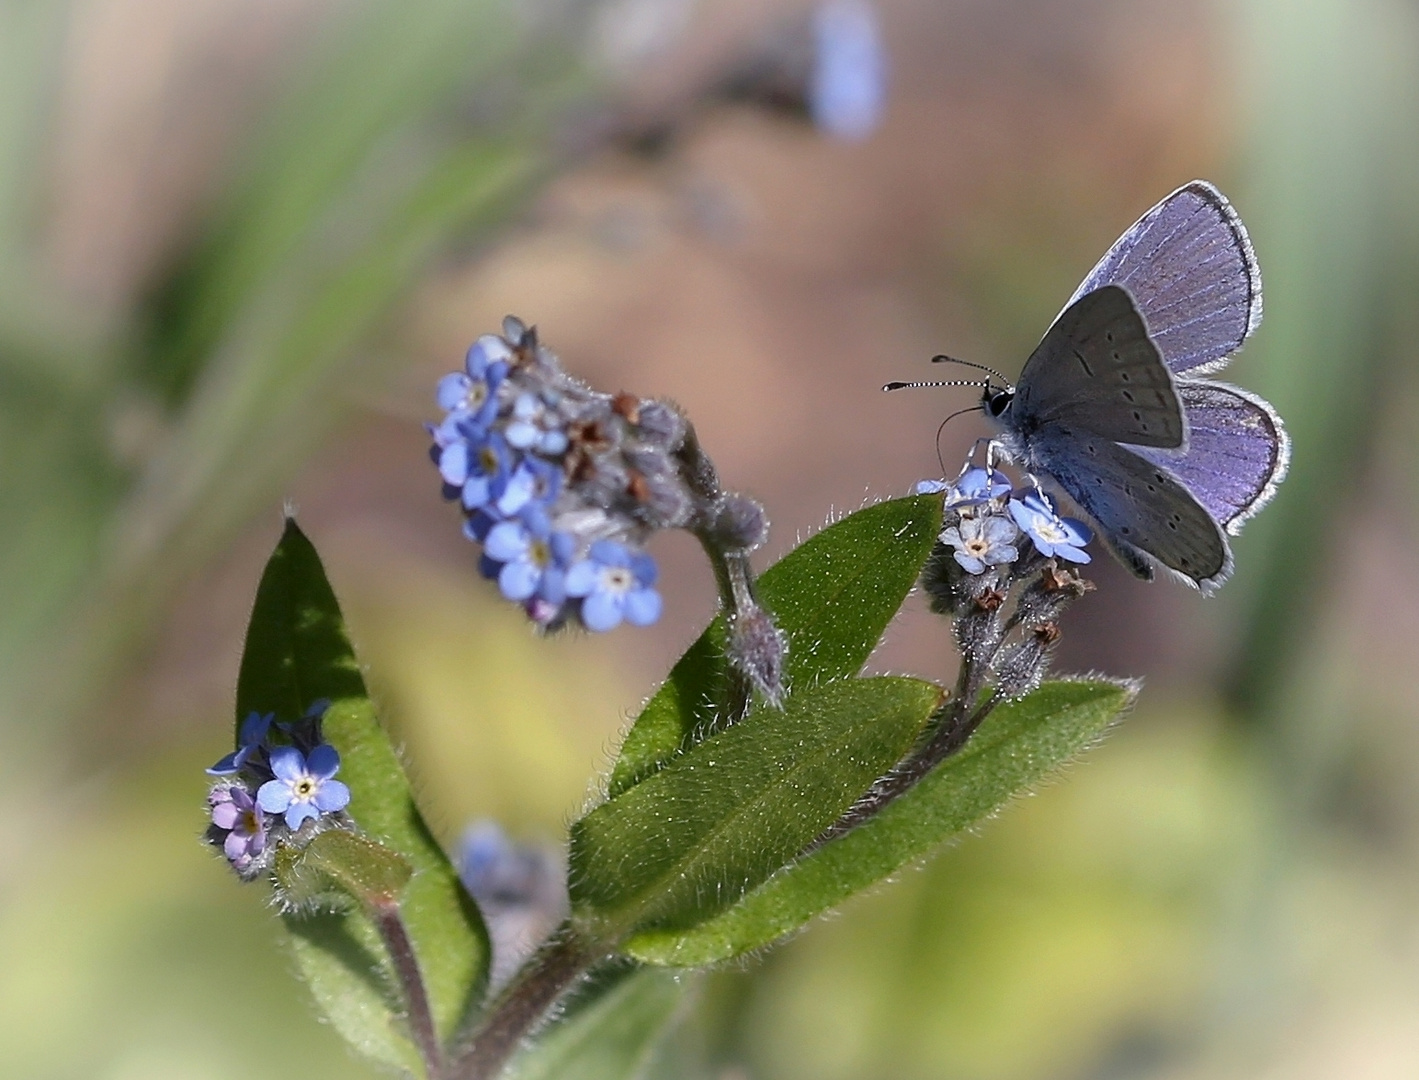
[451,926,607,1080]
[373,901,445,1080]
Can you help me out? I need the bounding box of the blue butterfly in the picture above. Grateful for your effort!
[895,181,1290,593]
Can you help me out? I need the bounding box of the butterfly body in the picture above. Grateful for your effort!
[980,181,1289,593]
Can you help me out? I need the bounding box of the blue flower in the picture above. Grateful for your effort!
[256,744,351,830]
[441,430,515,513]
[505,392,569,456]
[940,514,1019,574]
[206,711,273,776]
[946,467,1013,508]
[810,0,888,141]
[914,479,949,495]
[210,784,268,869]
[436,334,511,427]
[1008,490,1092,563]
[565,540,662,631]
[495,454,562,519]
[483,512,575,604]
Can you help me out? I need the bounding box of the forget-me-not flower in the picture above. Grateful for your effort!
[210,785,268,870]
[484,513,575,605]
[495,455,562,519]
[940,515,1019,574]
[946,467,1013,508]
[441,430,515,513]
[436,334,512,428]
[257,744,351,831]
[1009,490,1092,563]
[566,540,662,631]
[505,392,570,456]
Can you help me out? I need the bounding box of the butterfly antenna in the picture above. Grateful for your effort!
[931,354,1011,387]
[883,378,991,392]
[934,405,985,474]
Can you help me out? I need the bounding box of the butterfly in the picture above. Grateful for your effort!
[893,181,1290,593]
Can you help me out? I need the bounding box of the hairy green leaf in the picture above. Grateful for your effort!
[624,679,1134,966]
[236,519,488,1056]
[572,677,942,939]
[505,968,688,1080]
[609,495,943,796]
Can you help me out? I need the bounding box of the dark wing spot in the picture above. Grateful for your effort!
[1120,371,1131,382]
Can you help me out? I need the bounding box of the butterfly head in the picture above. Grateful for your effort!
[982,385,1014,418]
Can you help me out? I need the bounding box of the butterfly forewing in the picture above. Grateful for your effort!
[1009,285,1184,448]
[1134,381,1290,535]
[1063,181,1261,377]
[1027,426,1231,589]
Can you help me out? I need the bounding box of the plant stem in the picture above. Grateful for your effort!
[449,926,606,1080]
[810,651,997,847]
[373,901,445,1080]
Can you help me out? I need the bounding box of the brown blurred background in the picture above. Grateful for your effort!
[3,0,1419,1077]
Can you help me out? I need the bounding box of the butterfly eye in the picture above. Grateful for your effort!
[985,389,1014,417]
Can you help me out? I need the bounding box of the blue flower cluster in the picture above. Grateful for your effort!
[431,318,694,632]
[917,466,1092,572]
[204,700,351,880]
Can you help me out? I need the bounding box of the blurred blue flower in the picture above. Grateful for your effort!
[811,0,888,141]
[210,784,268,870]
[566,540,662,631]
[940,514,1019,574]
[257,744,351,830]
[1009,489,1092,563]
[442,431,515,513]
[505,392,570,456]
[484,513,575,605]
[206,711,273,776]
[914,478,948,494]
[495,454,562,519]
[437,334,511,426]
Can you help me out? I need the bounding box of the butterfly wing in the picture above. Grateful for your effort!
[1133,380,1290,536]
[1009,284,1184,448]
[1062,181,1262,377]
[1024,424,1232,592]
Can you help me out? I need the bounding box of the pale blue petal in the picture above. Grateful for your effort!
[285,802,320,830]
[581,591,623,632]
[485,522,529,562]
[257,779,293,813]
[314,780,351,812]
[623,588,662,626]
[499,559,539,600]
[268,746,305,783]
[307,743,341,780]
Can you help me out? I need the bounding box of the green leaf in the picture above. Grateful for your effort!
[275,829,414,910]
[237,519,489,1061]
[504,968,688,1080]
[571,677,943,939]
[624,679,1135,966]
[609,495,943,796]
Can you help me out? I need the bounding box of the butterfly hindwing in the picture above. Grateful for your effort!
[1009,284,1184,449]
[1025,425,1231,590]
[1062,181,1262,377]
[1134,380,1291,535]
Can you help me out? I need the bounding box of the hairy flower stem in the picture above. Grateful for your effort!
[374,901,445,1080]
[450,926,606,1080]
[810,650,998,847]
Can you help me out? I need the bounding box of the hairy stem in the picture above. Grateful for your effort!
[810,646,998,847]
[373,901,445,1080]
[449,926,606,1080]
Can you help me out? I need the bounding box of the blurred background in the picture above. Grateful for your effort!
[3,0,1419,1076]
